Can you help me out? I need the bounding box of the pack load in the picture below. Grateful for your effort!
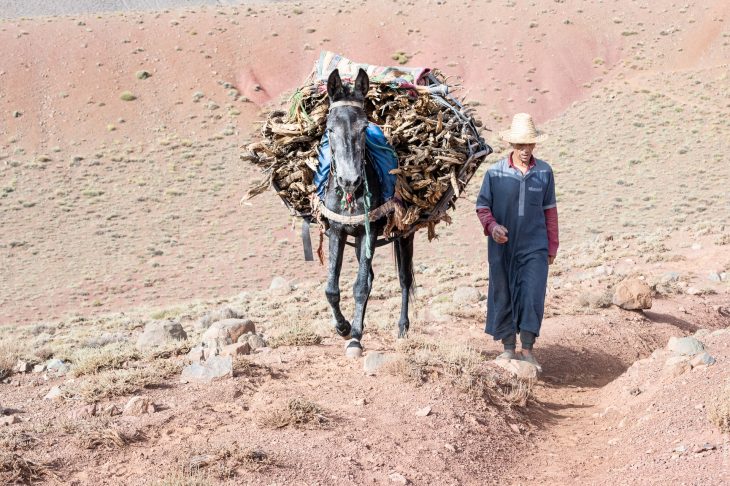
[242,51,492,239]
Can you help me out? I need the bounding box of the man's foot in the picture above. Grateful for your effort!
[496,350,517,361]
[519,350,542,372]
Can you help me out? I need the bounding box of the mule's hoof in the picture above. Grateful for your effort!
[345,340,363,359]
[336,321,352,340]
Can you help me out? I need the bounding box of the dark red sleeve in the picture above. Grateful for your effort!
[476,207,498,237]
[544,207,559,256]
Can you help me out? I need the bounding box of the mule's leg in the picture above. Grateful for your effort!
[346,232,377,358]
[395,234,415,338]
[325,229,351,338]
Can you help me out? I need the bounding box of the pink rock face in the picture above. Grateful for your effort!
[612,278,653,310]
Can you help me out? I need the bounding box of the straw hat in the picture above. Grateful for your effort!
[499,113,548,144]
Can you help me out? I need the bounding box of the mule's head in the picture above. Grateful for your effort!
[326,68,370,194]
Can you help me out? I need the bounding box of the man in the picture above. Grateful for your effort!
[476,113,559,371]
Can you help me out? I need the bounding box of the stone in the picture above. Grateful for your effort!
[415,406,431,417]
[388,472,409,485]
[123,396,156,416]
[269,276,291,295]
[220,342,251,357]
[663,355,691,377]
[667,336,705,356]
[690,352,716,367]
[0,415,20,426]
[686,287,701,295]
[240,333,267,350]
[68,403,97,420]
[612,278,652,310]
[187,346,205,364]
[495,359,538,379]
[195,306,242,331]
[452,286,481,305]
[44,386,63,400]
[14,360,32,373]
[708,272,721,282]
[101,404,121,417]
[45,359,69,375]
[363,352,396,375]
[33,363,46,373]
[693,329,711,339]
[136,320,187,351]
[180,355,232,383]
[202,318,255,352]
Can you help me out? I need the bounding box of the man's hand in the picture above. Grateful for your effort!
[548,255,556,265]
[491,225,509,244]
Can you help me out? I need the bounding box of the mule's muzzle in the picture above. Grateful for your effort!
[337,175,362,194]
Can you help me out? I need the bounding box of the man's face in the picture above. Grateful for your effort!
[512,143,535,164]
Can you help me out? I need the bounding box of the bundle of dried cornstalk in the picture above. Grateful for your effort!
[242,70,491,238]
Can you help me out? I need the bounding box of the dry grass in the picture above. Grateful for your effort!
[0,430,40,452]
[70,341,140,377]
[258,397,329,429]
[0,343,21,380]
[0,452,55,485]
[708,385,730,433]
[75,422,146,450]
[268,326,322,348]
[68,359,182,403]
[497,375,536,408]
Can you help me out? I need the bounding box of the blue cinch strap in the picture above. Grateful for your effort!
[314,123,397,201]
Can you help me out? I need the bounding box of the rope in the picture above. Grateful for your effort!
[316,198,401,225]
[362,169,372,258]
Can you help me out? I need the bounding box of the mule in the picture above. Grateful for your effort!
[322,68,415,358]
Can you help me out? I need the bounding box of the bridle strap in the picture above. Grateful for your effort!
[329,100,364,110]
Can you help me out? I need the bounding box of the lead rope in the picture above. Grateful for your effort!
[362,161,373,259]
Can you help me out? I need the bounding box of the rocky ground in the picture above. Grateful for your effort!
[1,0,729,484]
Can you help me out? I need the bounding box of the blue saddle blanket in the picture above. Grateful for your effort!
[314,123,398,201]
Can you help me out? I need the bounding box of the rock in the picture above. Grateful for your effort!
[123,396,156,416]
[667,336,705,356]
[691,243,702,250]
[693,329,711,339]
[452,286,481,305]
[415,406,431,417]
[202,318,255,352]
[363,352,396,375]
[180,355,232,383]
[686,287,701,295]
[708,272,721,282]
[690,352,716,367]
[195,306,242,331]
[33,363,46,373]
[661,272,680,284]
[136,320,187,351]
[495,359,538,379]
[135,70,151,80]
[0,415,20,426]
[44,386,63,400]
[241,333,267,350]
[612,278,652,310]
[220,342,251,357]
[14,360,32,373]
[187,346,205,364]
[45,359,69,375]
[663,355,691,377]
[68,403,97,420]
[101,404,121,417]
[388,472,409,485]
[269,276,291,295]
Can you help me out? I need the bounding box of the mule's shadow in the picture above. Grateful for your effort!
[642,310,697,333]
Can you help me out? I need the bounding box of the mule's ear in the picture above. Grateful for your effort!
[354,68,369,99]
[327,69,345,101]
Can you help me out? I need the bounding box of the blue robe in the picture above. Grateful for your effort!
[476,158,556,340]
[314,123,397,200]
